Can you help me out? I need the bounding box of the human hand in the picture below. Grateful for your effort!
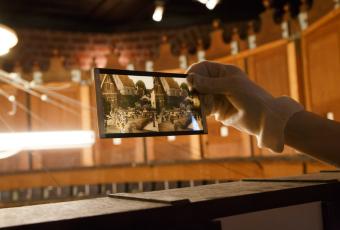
[187,61,303,152]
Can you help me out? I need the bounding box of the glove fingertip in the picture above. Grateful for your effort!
[186,73,194,86]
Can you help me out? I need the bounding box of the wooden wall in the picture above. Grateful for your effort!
[0,86,30,172]
[302,9,340,121]
[30,84,84,169]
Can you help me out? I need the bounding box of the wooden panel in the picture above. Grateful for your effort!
[147,135,201,162]
[30,83,84,169]
[199,58,252,158]
[0,85,30,172]
[247,44,290,97]
[247,41,298,156]
[202,117,251,158]
[30,84,82,131]
[93,137,145,165]
[302,9,340,120]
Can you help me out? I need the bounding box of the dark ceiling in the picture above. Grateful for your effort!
[0,0,310,33]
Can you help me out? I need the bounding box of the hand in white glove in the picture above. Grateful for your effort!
[187,61,304,152]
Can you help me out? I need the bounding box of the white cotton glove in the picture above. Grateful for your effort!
[187,61,304,153]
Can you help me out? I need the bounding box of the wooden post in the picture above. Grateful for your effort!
[298,0,309,31]
[189,135,202,160]
[80,85,94,167]
[145,137,155,162]
[281,4,290,39]
[230,28,240,55]
[196,39,206,62]
[32,62,43,85]
[286,42,300,102]
[247,21,257,49]
[178,43,189,70]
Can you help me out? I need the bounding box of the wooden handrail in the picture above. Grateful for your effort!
[303,7,340,36]
[0,156,334,190]
[213,39,289,63]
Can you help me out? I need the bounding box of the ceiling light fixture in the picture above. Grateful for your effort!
[206,0,220,10]
[0,24,18,56]
[153,1,164,22]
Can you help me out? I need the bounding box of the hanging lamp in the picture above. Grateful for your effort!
[0,24,18,56]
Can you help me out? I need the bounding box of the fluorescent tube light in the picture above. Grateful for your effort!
[0,130,95,151]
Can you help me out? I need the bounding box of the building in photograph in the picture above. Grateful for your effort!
[101,74,138,110]
[151,77,187,110]
[100,74,119,110]
[151,77,166,111]
[113,75,136,95]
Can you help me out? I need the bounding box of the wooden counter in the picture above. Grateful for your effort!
[1,171,339,229]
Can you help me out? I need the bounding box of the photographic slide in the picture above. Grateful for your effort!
[94,68,207,138]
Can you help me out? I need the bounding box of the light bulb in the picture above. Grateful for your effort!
[0,24,18,56]
[220,126,229,137]
[153,2,164,22]
[8,95,16,102]
[40,94,48,101]
[113,138,122,145]
[206,0,219,10]
[327,112,334,120]
[167,136,176,142]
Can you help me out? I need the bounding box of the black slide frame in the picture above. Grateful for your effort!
[93,68,208,138]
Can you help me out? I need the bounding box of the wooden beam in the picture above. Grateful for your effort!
[214,39,289,64]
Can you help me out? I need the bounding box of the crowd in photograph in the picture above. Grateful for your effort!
[106,107,157,133]
[105,102,202,133]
